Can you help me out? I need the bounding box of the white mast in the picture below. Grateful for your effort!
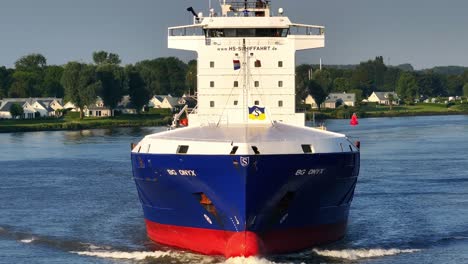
[242,38,248,123]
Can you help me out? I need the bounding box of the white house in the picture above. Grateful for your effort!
[367,92,399,105]
[161,96,183,110]
[305,93,356,109]
[0,98,63,119]
[148,95,169,108]
[23,102,38,119]
[304,94,319,109]
[85,106,113,117]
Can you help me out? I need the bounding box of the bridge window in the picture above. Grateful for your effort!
[278,81,283,87]
[206,28,288,38]
[210,81,215,87]
[278,100,283,107]
[278,61,283,67]
[254,81,259,87]
[234,100,238,106]
[234,81,239,87]
[210,101,215,107]
[210,61,215,68]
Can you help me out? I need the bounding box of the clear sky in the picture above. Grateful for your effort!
[1,0,467,69]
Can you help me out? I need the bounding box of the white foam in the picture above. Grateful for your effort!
[71,250,173,260]
[313,248,420,260]
[20,237,36,244]
[71,250,218,263]
[223,257,291,264]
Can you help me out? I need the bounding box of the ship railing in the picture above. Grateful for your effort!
[168,25,205,37]
[289,24,325,36]
[189,104,199,115]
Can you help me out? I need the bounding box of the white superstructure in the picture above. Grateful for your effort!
[168,1,324,126]
[132,1,358,156]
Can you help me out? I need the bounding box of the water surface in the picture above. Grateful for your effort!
[1,115,467,263]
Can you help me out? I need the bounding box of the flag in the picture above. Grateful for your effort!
[248,106,266,120]
[233,60,241,70]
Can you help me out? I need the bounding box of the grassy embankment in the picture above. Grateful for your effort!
[0,109,173,133]
[306,102,468,120]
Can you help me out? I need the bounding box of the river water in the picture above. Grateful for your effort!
[0,115,467,264]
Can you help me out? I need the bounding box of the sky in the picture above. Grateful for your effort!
[1,0,468,70]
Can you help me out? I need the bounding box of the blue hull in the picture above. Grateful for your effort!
[131,152,359,245]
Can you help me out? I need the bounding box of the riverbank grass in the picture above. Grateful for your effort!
[0,110,172,133]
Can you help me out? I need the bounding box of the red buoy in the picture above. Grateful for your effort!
[350,113,359,126]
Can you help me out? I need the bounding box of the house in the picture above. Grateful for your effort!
[367,92,399,105]
[85,106,113,117]
[148,95,169,108]
[0,98,64,119]
[63,101,79,112]
[179,96,198,111]
[161,96,183,111]
[84,97,113,117]
[324,93,356,109]
[116,95,138,114]
[305,93,356,109]
[304,94,319,109]
[0,102,17,119]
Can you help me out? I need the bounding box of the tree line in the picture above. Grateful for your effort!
[0,52,196,118]
[297,56,468,109]
[1,53,468,117]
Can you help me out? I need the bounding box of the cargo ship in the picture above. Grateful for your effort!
[131,0,360,257]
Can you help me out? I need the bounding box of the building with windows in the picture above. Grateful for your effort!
[367,92,399,105]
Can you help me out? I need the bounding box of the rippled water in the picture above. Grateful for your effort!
[0,115,467,264]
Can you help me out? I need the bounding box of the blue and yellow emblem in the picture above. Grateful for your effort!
[248,106,266,120]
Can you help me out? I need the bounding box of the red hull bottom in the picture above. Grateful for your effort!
[145,219,347,258]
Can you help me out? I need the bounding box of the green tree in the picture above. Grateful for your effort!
[92,51,121,65]
[383,67,401,91]
[313,69,332,93]
[42,66,64,97]
[126,66,150,114]
[417,71,445,97]
[387,93,395,110]
[12,54,47,97]
[136,57,187,97]
[0,67,13,98]
[397,72,418,103]
[333,77,351,92]
[186,60,197,96]
[61,62,99,119]
[350,66,373,97]
[9,72,36,97]
[307,80,327,110]
[9,103,24,119]
[463,83,468,97]
[349,88,363,104]
[96,65,124,112]
[446,75,463,95]
[15,53,46,71]
[295,64,313,103]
